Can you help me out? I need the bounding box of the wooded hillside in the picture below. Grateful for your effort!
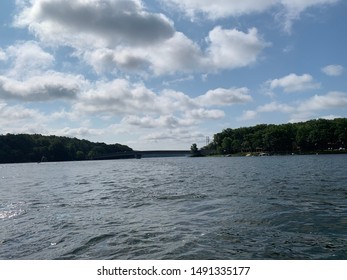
[0,134,132,163]
[204,118,347,155]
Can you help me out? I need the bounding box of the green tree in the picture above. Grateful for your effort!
[222,137,232,154]
[231,139,242,153]
[0,134,133,163]
[190,143,198,155]
[76,151,85,160]
[49,139,68,161]
[203,118,347,155]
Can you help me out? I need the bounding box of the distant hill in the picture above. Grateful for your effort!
[0,134,132,163]
[203,118,347,155]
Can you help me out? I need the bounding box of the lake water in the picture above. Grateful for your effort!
[1,155,346,260]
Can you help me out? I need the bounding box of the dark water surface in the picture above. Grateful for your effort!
[1,155,346,259]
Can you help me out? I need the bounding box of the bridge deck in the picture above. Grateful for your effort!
[93,150,191,160]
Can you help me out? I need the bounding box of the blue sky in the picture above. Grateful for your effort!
[0,0,346,150]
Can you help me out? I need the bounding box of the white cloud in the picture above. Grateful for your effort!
[15,0,175,47]
[242,92,347,123]
[321,64,344,76]
[257,101,294,113]
[206,27,269,70]
[0,56,251,136]
[3,0,343,151]
[162,0,339,32]
[162,75,194,86]
[152,26,269,74]
[149,32,207,75]
[320,114,342,120]
[75,80,198,119]
[140,128,205,143]
[14,1,269,76]
[298,91,347,111]
[289,92,347,122]
[75,79,163,115]
[196,87,252,106]
[239,101,294,121]
[122,114,196,129]
[157,89,198,113]
[238,110,258,121]
[280,0,338,11]
[52,127,104,139]
[49,108,79,122]
[0,49,6,61]
[0,41,87,101]
[161,0,277,19]
[267,73,320,93]
[75,79,252,118]
[0,72,85,101]
[0,102,41,120]
[187,108,225,120]
[280,0,339,31]
[71,78,251,141]
[5,41,55,78]
[0,102,46,135]
[82,27,269,76]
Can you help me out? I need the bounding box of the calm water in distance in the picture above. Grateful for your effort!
[1,155,346,259]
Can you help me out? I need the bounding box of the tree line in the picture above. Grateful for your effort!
[0,134,132,163]
[202,118,347,155]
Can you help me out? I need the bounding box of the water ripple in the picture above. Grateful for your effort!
[1,155,346,259]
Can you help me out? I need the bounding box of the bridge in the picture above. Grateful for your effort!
[93,150,191,160]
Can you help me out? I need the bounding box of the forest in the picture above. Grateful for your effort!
[202,118,347,155]
[0,134,132,163]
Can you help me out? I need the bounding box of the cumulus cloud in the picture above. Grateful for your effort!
[0,73,84,101]
[72,78,252,133]
[0,41,86,101]
[52,127,104,139]
[0,49,6,61]
[266,73,320,93]
[0,38,252,134]
[147,32,206,75]
[161,0,277,19]
[186,108,225,120]
[4,0,343,150]
[196,87,252,106]
[122,115,195,129]
[257,101,294,113]
[0,102,42,120]
[320,114,342,120]
[280,0,339,32]
[14,0,269,76]
[240,92,347,122]
[15,0,175,47]
[206,27,269,70]
[298,91,347,111]
[81,27,268,76]
[75,79,251,117]
[159,90,200,113]
[239,101,294,121]
[75,79,162,115]
[239,110,258,121]
[75,79,197,119]
[5,41,55,78]
[162,0,339,32]
[290,92,347,122]
[141,128,205,143]
[321,64,344,76]
[124,27,266,75]
[0,102,46,135]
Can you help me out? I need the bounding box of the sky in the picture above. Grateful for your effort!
[0,0,346,150]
